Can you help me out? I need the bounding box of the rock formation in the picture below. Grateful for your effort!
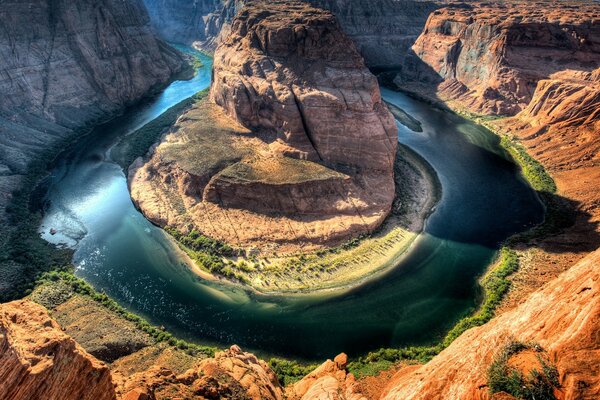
[395,1,600,115]
[0,300,116,400]
[142,0,441,67]
[120,345,284,400]
[130,0,398,253]
[286,353,367,400]
[380,247,600,400]
[0,0,186,221]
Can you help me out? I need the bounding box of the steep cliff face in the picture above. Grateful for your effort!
[308,0,440,68]
[142,0,245,50]
[131,0,398,254]
[395,1,600,115]
[0,0,186,220]
[142,0,441,67]
[0,300,116,400]
[380,247,600,400]
[210,0,398,170]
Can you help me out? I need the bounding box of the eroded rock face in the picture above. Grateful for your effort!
[0,0,185,221]
[286,353,368,400]
[131,0,398,253]
[395,1,600,115]
[0,300,116,400]
[120,345,284,400]
[211,0,397,170]
[380,248,600,400]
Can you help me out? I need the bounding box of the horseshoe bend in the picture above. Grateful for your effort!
[128,1,437,292]
[0,0,599,399]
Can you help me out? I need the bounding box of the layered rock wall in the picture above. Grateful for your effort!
[395,1,600,115]
[0,300,116,400]
[0,0,186,220]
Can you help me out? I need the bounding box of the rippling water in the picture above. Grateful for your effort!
[39,49,544,360]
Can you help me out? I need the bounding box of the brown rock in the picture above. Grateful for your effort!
[396,0,600,116]
[0,300,116,400]
[286,353,367,400]
[130,0,398,254]
[121,345,284,400]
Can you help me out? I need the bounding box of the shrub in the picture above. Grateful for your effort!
[488,341,560,400]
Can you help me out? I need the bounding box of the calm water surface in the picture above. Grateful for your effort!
[39,51,544,360]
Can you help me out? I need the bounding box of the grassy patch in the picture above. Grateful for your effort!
[268,358,320,386]
[111,89,209,170]
[499,136,556,193]
[488,341,560,399]
[34,270,216,357]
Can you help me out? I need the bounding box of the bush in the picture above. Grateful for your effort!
[488,341,560,399]
[268,358,319,386]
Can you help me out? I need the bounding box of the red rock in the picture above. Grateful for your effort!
[0,300,116,400]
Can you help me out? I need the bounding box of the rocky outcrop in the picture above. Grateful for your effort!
[394,1,600,115]
[286,353,367,400]
[0,0,186,222]
[119,345,284,400]
[131,0,398,254]
[0,300,116,400]
[210,0,398,170]
[142,0,441,67]
[380,247,600,400]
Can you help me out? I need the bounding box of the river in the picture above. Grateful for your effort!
[38,49,544,361]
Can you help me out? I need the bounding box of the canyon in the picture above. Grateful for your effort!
[142,0,442,67]
[0,0,187,297]
[0,0,599,399]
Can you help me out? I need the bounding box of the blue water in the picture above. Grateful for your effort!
[39,50,544,361]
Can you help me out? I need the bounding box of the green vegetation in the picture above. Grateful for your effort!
[1,136,77,302]
[35,270,216,357]
[488,341,560,400]
[268,358,320,386]
[500,135,556,193]
[111,89,209,170]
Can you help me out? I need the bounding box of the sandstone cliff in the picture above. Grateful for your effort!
[0,0,186,222]
[130,0,398,254]
[142,0,441,67]
[380,247,600,400]
[395,1,600,115]
[0,300,116,400]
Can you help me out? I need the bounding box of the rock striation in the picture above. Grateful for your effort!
[0,0,186,222]
[120,345,284,400]
[395,0,600,115]
[142,0,441,67]
[130,0,398,253]
[0,300,116,400]
[380,247,600,400]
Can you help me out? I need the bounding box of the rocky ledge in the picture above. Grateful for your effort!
[130,0,398,254]
[394,0,600,116]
